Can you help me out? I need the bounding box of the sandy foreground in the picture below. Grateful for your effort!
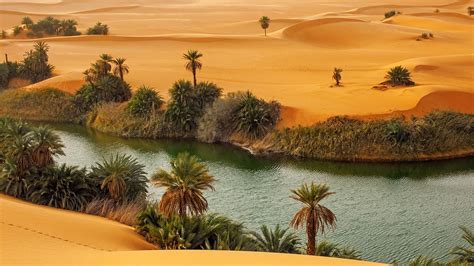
[0,0,473,126]
[0,194,386,265]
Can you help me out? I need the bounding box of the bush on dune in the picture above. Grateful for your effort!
[87,22,109,35]
[84,198,145,226]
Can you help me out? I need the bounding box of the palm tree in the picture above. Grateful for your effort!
[30,126,64,169]
[98,53,113,76]
[332,67,343,86]
[290,182,337,255]
[385,65,415,86]
[92,154,148,201]
[183,50,203,87]
[151,152,215,217]
[251,224,301,253]
[450,226,474,263]
[112,57,129,81]
[259,16,270,36]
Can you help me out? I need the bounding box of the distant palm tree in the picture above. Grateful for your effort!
[30,126,64,169]
[152,152,215,217]
[251,224,301,253]
[332,67,343,86]
[259,16,270,36]
[112,57,129,81]
[183,50,203,87]
[290,182,337,255]
[98,53,113,76]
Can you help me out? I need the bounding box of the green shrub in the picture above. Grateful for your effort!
[28,164,97,211]
[195,81,223,109]
[87,22,109,35]
[165,80,200,132]
[233,91,280,139]
[384,66,415,86]
[19,41,54,83]
[127,86,164,117]
[136,206,255,250]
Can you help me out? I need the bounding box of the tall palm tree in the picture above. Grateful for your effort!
[112,57,129,81]
[30,126,64,169]
[290,182,337,255]
[251,224,301,253]
[151,152,215,217]
[98,53,113,76]
[183,50,203,87]
[259,16,270,36]
[332,67,343,86]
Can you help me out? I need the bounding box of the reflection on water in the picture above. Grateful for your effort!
[47,123,474,264]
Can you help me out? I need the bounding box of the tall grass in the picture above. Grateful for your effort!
[271,111,474,161]
[84,198,145,226]
[0,88,81,122]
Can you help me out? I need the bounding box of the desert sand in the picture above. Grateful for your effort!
[0,194,385,265]
[0,0,473,127]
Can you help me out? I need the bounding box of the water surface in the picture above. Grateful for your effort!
[50,123,474,264]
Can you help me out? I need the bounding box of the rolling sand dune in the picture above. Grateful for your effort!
[0,194,385,265]
[0,0,472,128]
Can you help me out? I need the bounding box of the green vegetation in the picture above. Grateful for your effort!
[91,154,148,201]
[127,86,164,118]
[316,241,361,259]
[384,66,415,86]
[112,57,129,81]
[87,22,109,35]
[332,67,343,86]
[183,50,203,87]
[20,41,54,83]
[259,16,270,36]
[233,91,280,139]
[16,16,81,38]
[272,111,474,161]
[152,152,215,217]
[450,226,474,263]
[251,225,301,253]
[290,182,336,255]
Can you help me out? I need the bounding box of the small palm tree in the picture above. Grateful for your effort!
[385,65,415,86]
[332,68,343,86]
[290,182,337,255]
[450,226,474,263]
[259,16,270,36]
[251,224,301,253]
[30,126,64,169]
[152,152,215,217]
[92,154,148,201]
[183,50,203,87]
[112,57,129,81]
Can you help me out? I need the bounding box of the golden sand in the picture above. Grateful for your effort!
[0,194,386,265]
[1,0,473,126]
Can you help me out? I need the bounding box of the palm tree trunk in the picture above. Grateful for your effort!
[192,67,197,87]
[119,68,124,81]
[264,28,267,36]
[307,214,316,255]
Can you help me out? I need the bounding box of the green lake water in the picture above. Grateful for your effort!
[48,123,474,264]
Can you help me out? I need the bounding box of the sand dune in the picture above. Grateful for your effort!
[0,194,385,265]
[1,0,472,127]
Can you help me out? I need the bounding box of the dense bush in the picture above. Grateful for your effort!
[127,86,164,117]
[272,111,474,161]
[19,41,54,83]
[233,91,280,139]
[136,206,255,250]
[385,10,400,18]
[74,75,132,112]
[84,198,145,226]
[384,66,415,86]
[87,22,109,35]
[16,16,80,38]
[28,164,97,211]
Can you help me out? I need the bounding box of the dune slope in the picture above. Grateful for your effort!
[0,194,385,265]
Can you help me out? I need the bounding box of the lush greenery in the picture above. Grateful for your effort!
[127,86,164,118]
